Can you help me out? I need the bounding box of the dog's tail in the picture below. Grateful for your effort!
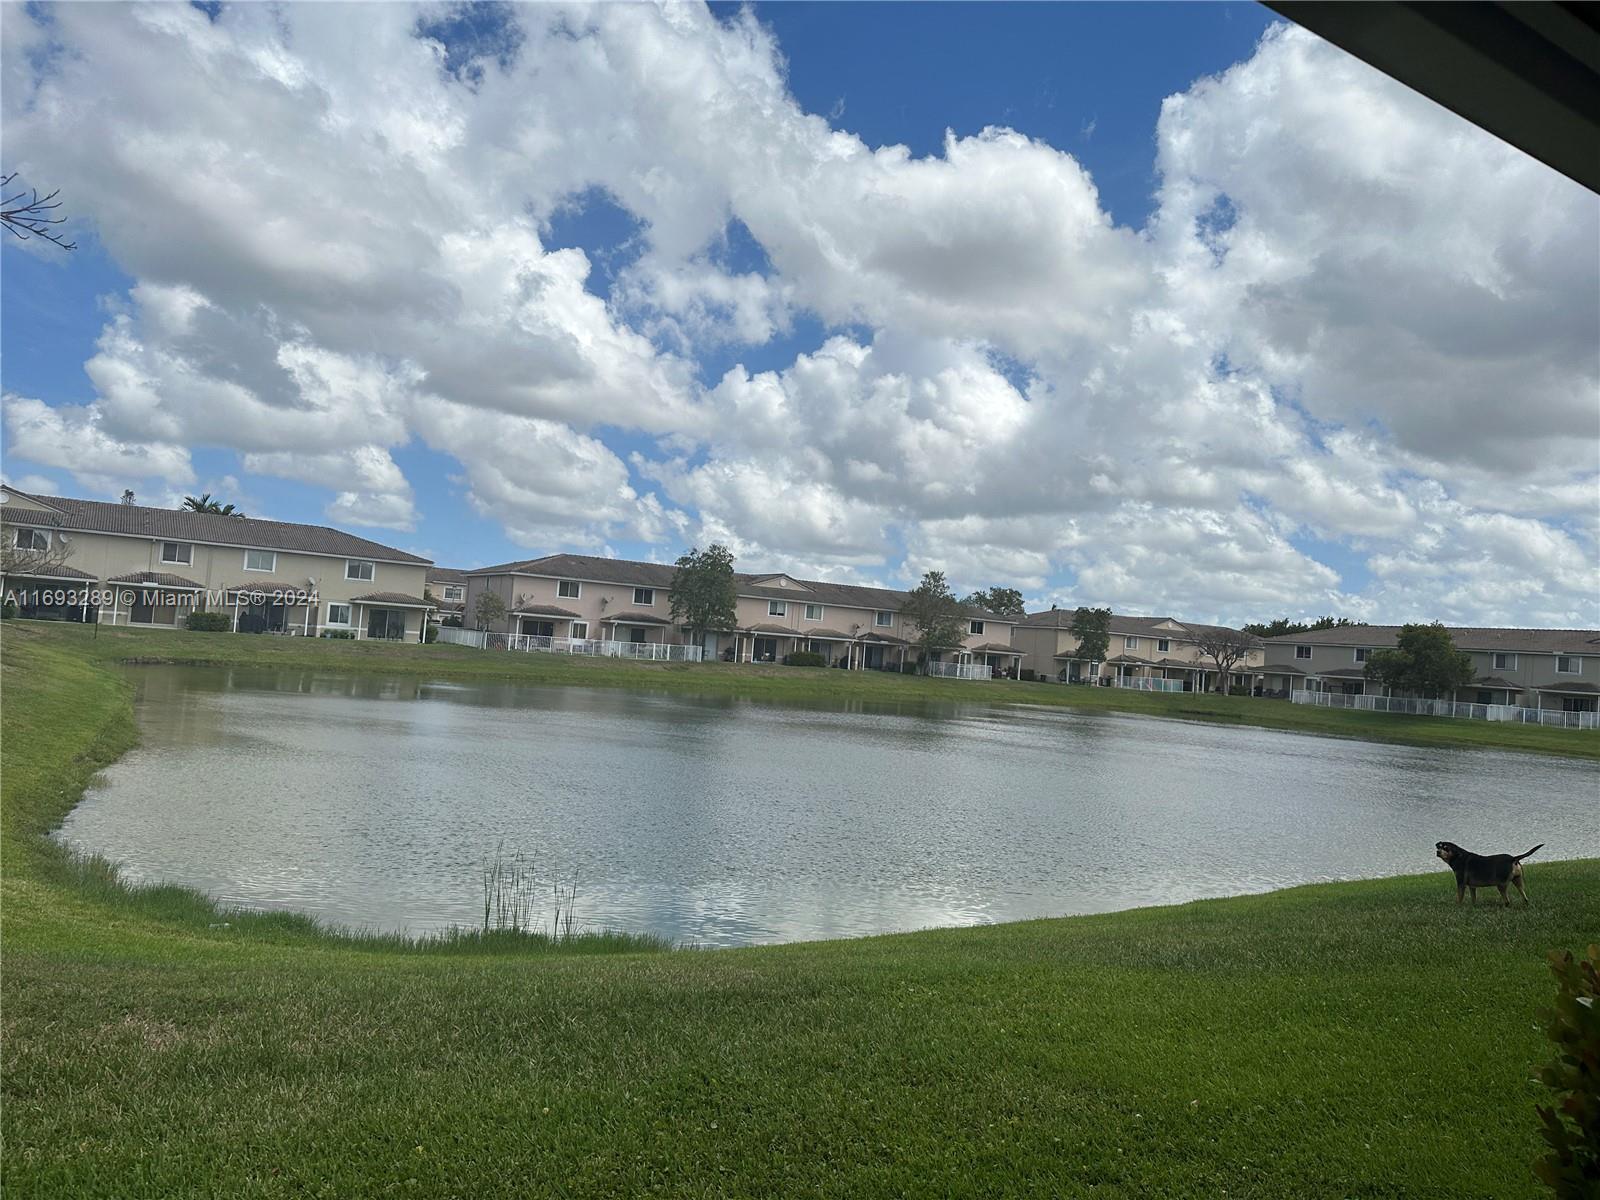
[1515,843,1544,861]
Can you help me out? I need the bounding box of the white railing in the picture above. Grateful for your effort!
[1292,690,1598,730]
[435,626,702,662]
[925,661,992,680]
[1109,676,1189,693]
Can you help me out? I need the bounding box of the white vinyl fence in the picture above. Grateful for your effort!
[436,626,703,662]
[1109,676,1188,693]
[1293,689,1598,731]
[925,660,992,681]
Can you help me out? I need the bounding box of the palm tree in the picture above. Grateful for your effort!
[182,493,245,517]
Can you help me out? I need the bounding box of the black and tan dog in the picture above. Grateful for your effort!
[1435,841,1543,906]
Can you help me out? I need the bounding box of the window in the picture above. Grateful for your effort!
[805,604,823,621]
[345,559,374,582]
[571,621,588,640]
[441,585,464,602]
[1295,645,1312,660]
[634,587,655,606]
[1493,652,1517,670]
[970,620,985,635]
[1354,647,1372,663]
[244,549,276,572]
[161,541,193,565]
[13,527,49,551]
[1157,638,1171,652]
[327,603,351,626]
[768,600,787,616]
[1124,636,1138,650]
[875,610,893,627]
[558,580,580,598]
[1556,656,1581,674]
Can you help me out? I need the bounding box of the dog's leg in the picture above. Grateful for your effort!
[1470,886,1478,905]
[1513,874,1529,905]
[1455,881,1465,905]
[1496,883,1510,907]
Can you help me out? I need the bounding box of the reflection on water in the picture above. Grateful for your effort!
[54,666,1600,947]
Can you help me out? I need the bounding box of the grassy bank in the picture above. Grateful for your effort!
[3,624,1597,1196]
[12,620,1600,758]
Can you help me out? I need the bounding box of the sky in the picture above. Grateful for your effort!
[2,1,1596,627]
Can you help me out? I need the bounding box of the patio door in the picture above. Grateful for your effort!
[754,636,778,661]
[131,594,155,623]
[629,626,647,644]
[367,607,406,640]
[520,619,555,638]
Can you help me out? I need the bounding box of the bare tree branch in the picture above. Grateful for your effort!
[1189,626,1261,694]
[1,172,78,251]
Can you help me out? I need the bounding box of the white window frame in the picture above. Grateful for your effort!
[243,549,276,573]
[970,620,985,635]
[1354,647,1372,664]
[161,541,193,566]
[1124,636,1138,650]
[1295,645,1312,660]
[1157,638,1170,653]
[441,584,464,602]
[557,580,581,599]
[634,587,655,606]
[570,621,589,640]
[804,604,824,621]
[1493,652,1517,670]
[345,559,375,582]
[875,610,893,627]
[1556,655,1582,675]
[13,527,49,551]
[768,600,787,617]
[326,603,352,626]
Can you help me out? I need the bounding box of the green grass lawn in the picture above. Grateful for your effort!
[14,619,1600,758]
[3,621,1595,1197]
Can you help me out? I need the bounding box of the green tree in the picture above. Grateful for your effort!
[902,571,966,665]
[182,493,245,517]
[963,587,1025,618]
[1069,606,1112,672]
[1363,623,1475,696]
[473,590,506,632]
[1242,615,1355,637]
[669,544,738,646]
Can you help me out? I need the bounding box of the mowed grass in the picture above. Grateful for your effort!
[17,619,1600,758]
[3,624,1597,1197]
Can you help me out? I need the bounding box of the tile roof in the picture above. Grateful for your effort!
[971,642,1024,654]
[349,592,432,607]
[109,570,204,590]
[600,610,670,625]
[510,604,582,619]
[1260,625,1600,655]
[464,552,1014,620]
[426,567,471,584]
[10,565,96,581]
[1017,609,1239,639]
[9,490,428,565]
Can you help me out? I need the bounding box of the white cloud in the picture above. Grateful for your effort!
[2,6,1594,626]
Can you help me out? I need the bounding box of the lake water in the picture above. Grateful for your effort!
[55,666,1600,947]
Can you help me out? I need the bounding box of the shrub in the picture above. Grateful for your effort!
[1228,685,1251,696]
[1534,943,1600,1195]
[1,599,17,620]
[1020,669,1036,682]
[442,614,463,628]
[184,611,232,632]
[423,625,439,644]
[320,629,356,640]
[782,650,828,668]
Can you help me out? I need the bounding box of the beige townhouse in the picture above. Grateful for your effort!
[462,553,1023,675]
[1257,625,1600,713]
[1,486,432,641]
[1012,609,1264,691]
[426,567,470,622]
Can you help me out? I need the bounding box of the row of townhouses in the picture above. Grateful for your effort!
[0,486,433,642]
[5,486,1595,712]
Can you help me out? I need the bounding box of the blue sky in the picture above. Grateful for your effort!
[2,2,1594,625]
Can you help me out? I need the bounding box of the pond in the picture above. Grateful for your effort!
[55,666,1600,947]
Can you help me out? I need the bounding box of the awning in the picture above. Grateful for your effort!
[109,571,203,591]
[350,591,434,609]
[602,611,671,626]
[512,604,582,619]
